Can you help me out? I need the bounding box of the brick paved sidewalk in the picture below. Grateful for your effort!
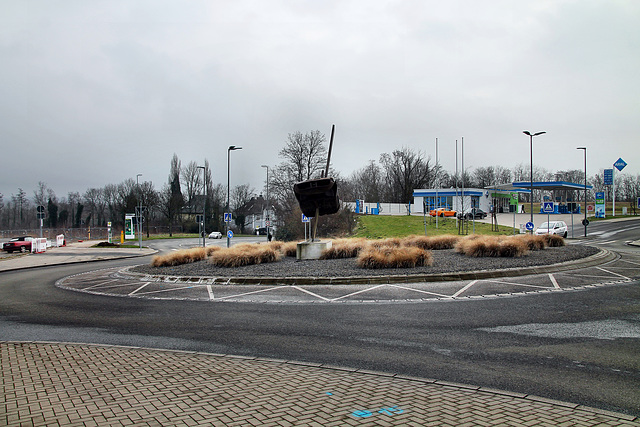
[2,342,638,426]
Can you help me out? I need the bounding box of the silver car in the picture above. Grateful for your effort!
[534,221,568,238]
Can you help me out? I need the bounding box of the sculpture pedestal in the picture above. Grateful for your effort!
[296,241,332,260]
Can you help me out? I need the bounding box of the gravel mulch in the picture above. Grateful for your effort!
[132,245,600,278]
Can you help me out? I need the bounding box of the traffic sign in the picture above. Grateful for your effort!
[224,213,232,223]
[542,202,554,213]
[227,230,234,239]
[582,219,589,227]
[637,197,640,210]
[525,222,534,231]
[614,158,627,171]
[301,214,310,223]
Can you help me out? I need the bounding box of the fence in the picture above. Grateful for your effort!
[0,225,184,241]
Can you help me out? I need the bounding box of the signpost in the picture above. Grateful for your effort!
[612,158,627,217]
[595,192,605,218]
[302,214,310,241]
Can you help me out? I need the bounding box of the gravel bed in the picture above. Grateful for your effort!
[133,245,600,278]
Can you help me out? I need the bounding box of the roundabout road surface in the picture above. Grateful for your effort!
[56,247,638,304]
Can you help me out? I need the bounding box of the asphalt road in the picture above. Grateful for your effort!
[1,222,639,416]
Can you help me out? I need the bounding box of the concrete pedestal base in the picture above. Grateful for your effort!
[296,241,332,260]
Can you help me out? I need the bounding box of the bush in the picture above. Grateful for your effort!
[357,246,433,269]
[320,238,368,259]
[402,234,460,250]
[542,234,566,247]
[151,246,220,267]
[515,234,546,251]
[209,244,281,267]
[455,235,528,258]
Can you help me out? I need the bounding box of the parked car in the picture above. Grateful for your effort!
[2,236,33,253]
[208,231,223,239]
[458,208,488,220]
[534,221,568,238]
[429,208,457,217]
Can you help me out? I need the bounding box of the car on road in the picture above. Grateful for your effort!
[429,208,457,217]
[2,236,33,253]
[208,231,223,239]
[457,208,488,220]
[534,221,568,238]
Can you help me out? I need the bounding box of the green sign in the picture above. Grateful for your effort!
[124,214,135,240]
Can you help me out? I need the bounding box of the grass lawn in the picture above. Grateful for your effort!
[353,215,516,239]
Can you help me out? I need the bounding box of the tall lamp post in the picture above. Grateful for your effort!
[523,131,546,230]
[261,164,269,241]
[227,145,242,247]
[577,147,587,237]
[197,165,206,247]
[136,173,142,249]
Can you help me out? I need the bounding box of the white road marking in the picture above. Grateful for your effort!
[453,280,478,297]
[387,284,450,298]
[596,267,630,280]
[137,285,194,295]
[207,285,214,300]
[81,279,119,290]
[292,286,331,301]
[217,286,286,300]
[548,273,561,289]
[129,282,150,295]
[331,284,387,301]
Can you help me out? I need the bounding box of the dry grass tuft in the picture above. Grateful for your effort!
[279,241,300,257]
[455,235,528,258]
[151,246,219,267]
[357,246,433,269]
[402,234,461,250]
[367,237,403,249]
[320,238,368,259]
[542,234,566,247]
[209,244,281,267]
[515,234,547,251]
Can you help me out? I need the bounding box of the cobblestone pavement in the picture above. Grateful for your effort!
[2,341,638,426]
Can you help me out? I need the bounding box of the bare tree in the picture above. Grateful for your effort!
[379,147,434,204]
[181,160,203,213]
[348,160,383,202]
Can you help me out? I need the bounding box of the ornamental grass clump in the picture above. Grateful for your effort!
[279,241,300,257]
[367,237,403,249]
[209,244,281,267]
[402,234,460,250]
[455,235,528,258]
[542,234,566,247]
[320,238,368,259]
[515,234,547,251]
[357,246,433,269]
[151,246,221,267]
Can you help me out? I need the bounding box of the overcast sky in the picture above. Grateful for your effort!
[2,0,639,201]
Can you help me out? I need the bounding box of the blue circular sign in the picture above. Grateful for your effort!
[525,221,535,231]
[227,230,234,239]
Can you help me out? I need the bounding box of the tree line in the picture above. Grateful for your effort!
[1,131,639,238]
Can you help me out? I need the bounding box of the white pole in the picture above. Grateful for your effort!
[612,165,616,217]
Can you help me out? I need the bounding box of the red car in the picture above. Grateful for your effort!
[2,236,33,253]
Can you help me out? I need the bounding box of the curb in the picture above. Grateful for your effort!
[4,340,637,423]
[123,247,616,286]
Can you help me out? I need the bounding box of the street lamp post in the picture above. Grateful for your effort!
[523,131,546,231]
[136,173,142,249]
[227,145,242,248]
[261,164,269,241]
[577,147,587,237]
[197,165,206,247]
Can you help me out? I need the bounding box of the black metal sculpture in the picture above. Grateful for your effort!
[293,125,340,240]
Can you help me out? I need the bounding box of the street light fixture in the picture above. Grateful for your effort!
[577,147,587,237]
[227,145,242,247]
[197,165,206,247]
[523,130,546,230]
[136,173,142,249]
[261,164,269,241]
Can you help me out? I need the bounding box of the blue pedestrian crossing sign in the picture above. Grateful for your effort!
[224,213,232,223]
[227,230,233,239]
[301,214,310,223]
[542,202,554,213]
[614,158,627,171]
[525,222,535,231]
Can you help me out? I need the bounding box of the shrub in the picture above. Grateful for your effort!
[151,247,214,267]
[367,237,403,249]
[357,246,433,269]
[455,235,528,258]
[402,234,460,250]
[279,241,299,257]
[320,238,368,259]
[209,245,281,267]
[542,234,566,247]
[515,234,546,251]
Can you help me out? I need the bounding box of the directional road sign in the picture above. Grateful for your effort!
[614,158,627,171]
[542,202,554,213]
